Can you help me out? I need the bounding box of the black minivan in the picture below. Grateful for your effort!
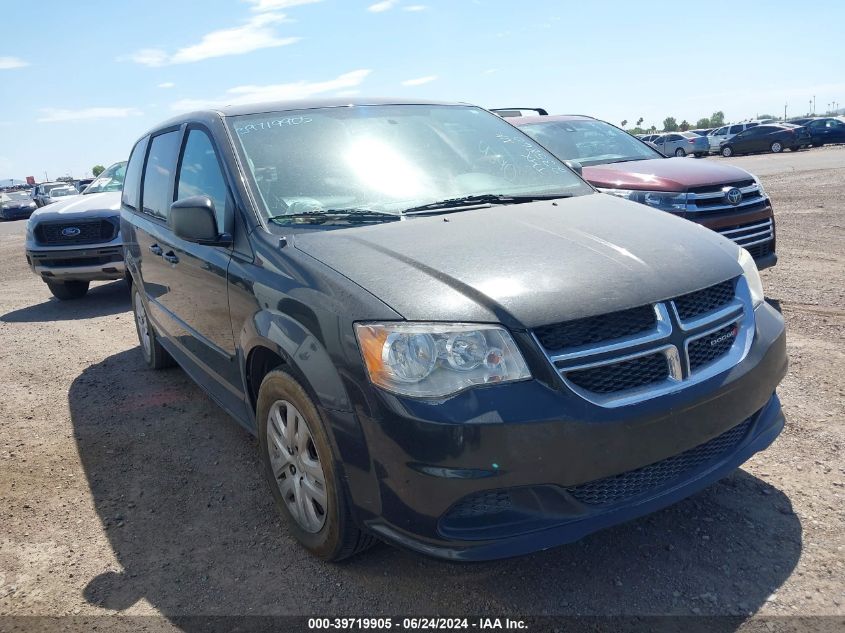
[122,99,787,561]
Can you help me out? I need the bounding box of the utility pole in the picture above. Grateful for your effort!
[813,95,816,114]
[44,171,48,182]
[784,103,787,121]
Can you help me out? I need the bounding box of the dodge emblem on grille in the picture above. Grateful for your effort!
[725,188,742,205]
[61,227,81,237]
[710,325,739,347]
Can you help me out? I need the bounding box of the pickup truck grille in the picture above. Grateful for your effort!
[35,219,117,246]
[533,277,754,407]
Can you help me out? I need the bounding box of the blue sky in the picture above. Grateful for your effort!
[2,0,844,181]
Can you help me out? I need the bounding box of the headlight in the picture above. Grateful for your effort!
[599,188,688,212]
[355,322,531,398]
[753,176,767,197]
[738,247,764,307]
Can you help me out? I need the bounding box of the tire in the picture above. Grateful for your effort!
[46,280,89,300]
[694,152,705,158]
[721,146,733,157]
[131,287,174,369]
[791,146,801,152]
[674,148,686,157]
[812,142,822,148]
[770,141,783,153]
[257,369,376,561]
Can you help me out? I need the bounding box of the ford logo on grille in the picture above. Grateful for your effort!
[725,188,742,205]
[61,227,81,237]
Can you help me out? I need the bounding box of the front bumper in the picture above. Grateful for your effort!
[26,240,125,282]
[0,205,36,220]
[333,301,787,560]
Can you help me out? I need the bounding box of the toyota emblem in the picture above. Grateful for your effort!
[61,226,81,237]
[725,188,742,205]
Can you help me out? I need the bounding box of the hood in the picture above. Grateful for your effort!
[292,193,742,329]
[30,192,121,222]
[583,157,754,192]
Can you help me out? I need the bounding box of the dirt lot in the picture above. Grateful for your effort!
[0,148,843,630]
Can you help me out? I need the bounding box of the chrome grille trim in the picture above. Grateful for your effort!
[690,183,760,200]
[533,277,756,408]
[716,218,774,249]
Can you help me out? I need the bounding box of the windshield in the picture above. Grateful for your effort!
[1,191,31,202]
[517,119,663,166]
[83,161,126,194]
[228,104,592,218]
[50,187,78,198]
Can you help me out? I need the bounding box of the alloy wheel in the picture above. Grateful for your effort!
[266,400,328,533]
[134,291,152,360]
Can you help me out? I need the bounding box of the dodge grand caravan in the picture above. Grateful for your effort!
[122,99,787,561]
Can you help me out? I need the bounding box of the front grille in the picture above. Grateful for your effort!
[673,279,735,321]
[688,323,738,371]
[716,218,774,250]
[745,241,772,260]
[532,277,749,406]
[566,417,754,506]
[533,305,656,351]
[36,219,116,245]
[567,353,669,394]
[687,181,767,213]
[447,490,512,519]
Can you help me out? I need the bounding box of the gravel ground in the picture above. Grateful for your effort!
[0,148,843,630]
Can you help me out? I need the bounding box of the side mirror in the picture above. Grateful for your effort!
[169,196,232,246]
[563,160,583,176]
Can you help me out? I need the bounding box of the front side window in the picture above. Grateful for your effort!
[122,138,148,210]
[729,125,743,134]
[84,162,126,194]
[228,105,592,220]
[176,129,229,230]
[141,131,181,220]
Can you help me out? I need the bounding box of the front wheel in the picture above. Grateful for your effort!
[257,369,376,561]
[132,288,174,369]
[46,280,89,300]
[674,148,686,157]
[770,141,783,153]
[721,146,733,157]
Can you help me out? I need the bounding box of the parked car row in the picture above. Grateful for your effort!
[638,116,845,157]
[20,99,788,565]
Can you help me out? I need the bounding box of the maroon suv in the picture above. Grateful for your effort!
[507,113,777,269]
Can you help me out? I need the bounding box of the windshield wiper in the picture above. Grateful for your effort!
[268,208,402,225]
[403,193,574,215]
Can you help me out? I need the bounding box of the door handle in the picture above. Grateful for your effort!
[149,244,163,256]
[163,251,179,265]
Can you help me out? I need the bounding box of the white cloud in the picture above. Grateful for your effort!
[123,13,298,66]
[404,4,427,10]
[157,82,175,89]
[401,75,437,87]
[368,0,397,12]
[0,56,29,70]
[170,69,372,111]
[482,68,498,75]
[37,107,143,123]
[244,0,321,11]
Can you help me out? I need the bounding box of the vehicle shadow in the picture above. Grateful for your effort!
[70,349,801,626]
[0,280,128,323]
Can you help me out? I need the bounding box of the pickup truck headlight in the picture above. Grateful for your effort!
[738,247,765,307]
[598,188,688,212]
[355,322,531,398]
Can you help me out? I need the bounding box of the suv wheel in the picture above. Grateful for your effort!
[721,146,733,157]
[257,370,376,561]
[770,141,783,153]
[132,288,174,369]
[674,148,686,157]
[46,280,89,300]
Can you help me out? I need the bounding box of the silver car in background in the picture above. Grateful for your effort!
[650,132,710,157]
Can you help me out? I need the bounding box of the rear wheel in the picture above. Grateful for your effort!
[674,148,686,157]
[721,146,733,157]
[46,280,89,300]
[257,369,376,561]
[770,141,783,153]
[132,288,174,369]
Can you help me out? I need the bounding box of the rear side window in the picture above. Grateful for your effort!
[141,130,181,220]
[122,137,148,210]
[176,129,229,230]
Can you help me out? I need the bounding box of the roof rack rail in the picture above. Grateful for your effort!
[490,107,549,117]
